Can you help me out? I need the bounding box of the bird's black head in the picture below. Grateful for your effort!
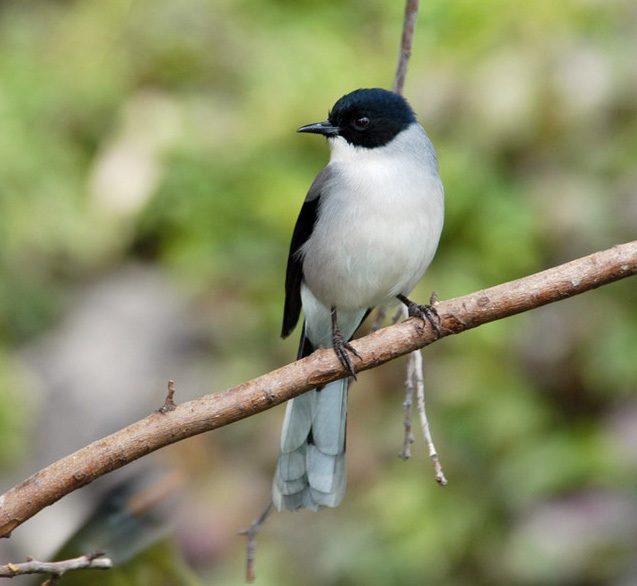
[298,88,417,149]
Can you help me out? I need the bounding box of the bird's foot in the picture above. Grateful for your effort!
[332,330,360,379]
[397,294,442,339]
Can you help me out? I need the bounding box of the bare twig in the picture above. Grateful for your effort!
[398,297,447,483]
[0,242,634,539]
[393,0,429,464]
[393,0,420,95]
[411,345,447,485]
[399,306,416,460]
[238,501,274,583]
[159,380,177,413]
[398,374,416,459]
[0,551,112,581]
[398,305,446,486]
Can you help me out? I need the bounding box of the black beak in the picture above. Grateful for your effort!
[297,121,340,137]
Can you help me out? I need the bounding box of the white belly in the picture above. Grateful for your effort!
[301,128,444,311]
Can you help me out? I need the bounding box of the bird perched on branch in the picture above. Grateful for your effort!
[273,88,444,511]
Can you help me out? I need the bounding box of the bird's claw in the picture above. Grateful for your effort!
[332,331,360,379]
[407,302,442,339]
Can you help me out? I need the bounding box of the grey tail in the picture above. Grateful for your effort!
[272,377,348,511]
[273,322,348,511]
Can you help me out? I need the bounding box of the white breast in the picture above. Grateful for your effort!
[301,123,444,311]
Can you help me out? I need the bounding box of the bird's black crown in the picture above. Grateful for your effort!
[328,88,417,149]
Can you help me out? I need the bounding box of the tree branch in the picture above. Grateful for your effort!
[0,241,635,539]
[0,551,112,580]
[393,0,419,95]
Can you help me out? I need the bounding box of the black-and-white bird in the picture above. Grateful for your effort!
[273,88,444,511]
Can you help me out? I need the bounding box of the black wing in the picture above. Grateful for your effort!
[281,166,332,338]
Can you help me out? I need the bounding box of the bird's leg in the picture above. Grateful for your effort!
[331,307,361,379]
[397,293,442,338]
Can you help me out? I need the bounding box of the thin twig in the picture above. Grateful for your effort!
[399,373,416,459]
[404,290,447,483]
[0,242,634,539]
[394,0,424,460]
[398,302,446,485]
[399,306,416,460]
[412,344,447,485]
[238,501,274,583]
[158,380,177,413]
[393,0,420,95]
[0,551,112,580]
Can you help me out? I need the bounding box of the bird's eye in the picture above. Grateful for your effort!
[352,117,370,131]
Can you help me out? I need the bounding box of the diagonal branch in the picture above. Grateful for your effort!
[0,241,635,539]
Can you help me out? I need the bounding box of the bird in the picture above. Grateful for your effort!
[272,88,444,511]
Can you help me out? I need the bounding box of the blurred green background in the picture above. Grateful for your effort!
[1,0,636,584]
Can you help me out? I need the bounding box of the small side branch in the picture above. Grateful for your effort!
[399,367,416,459]
[159,380,177,413]
[393,0,420,95]
[398,303,447,484]
[399,306,416,460]
[411,346,447,485]
[238,501,275,583]
[0,551,112,582]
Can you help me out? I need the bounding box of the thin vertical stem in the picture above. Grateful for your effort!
[393,0,420,95]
